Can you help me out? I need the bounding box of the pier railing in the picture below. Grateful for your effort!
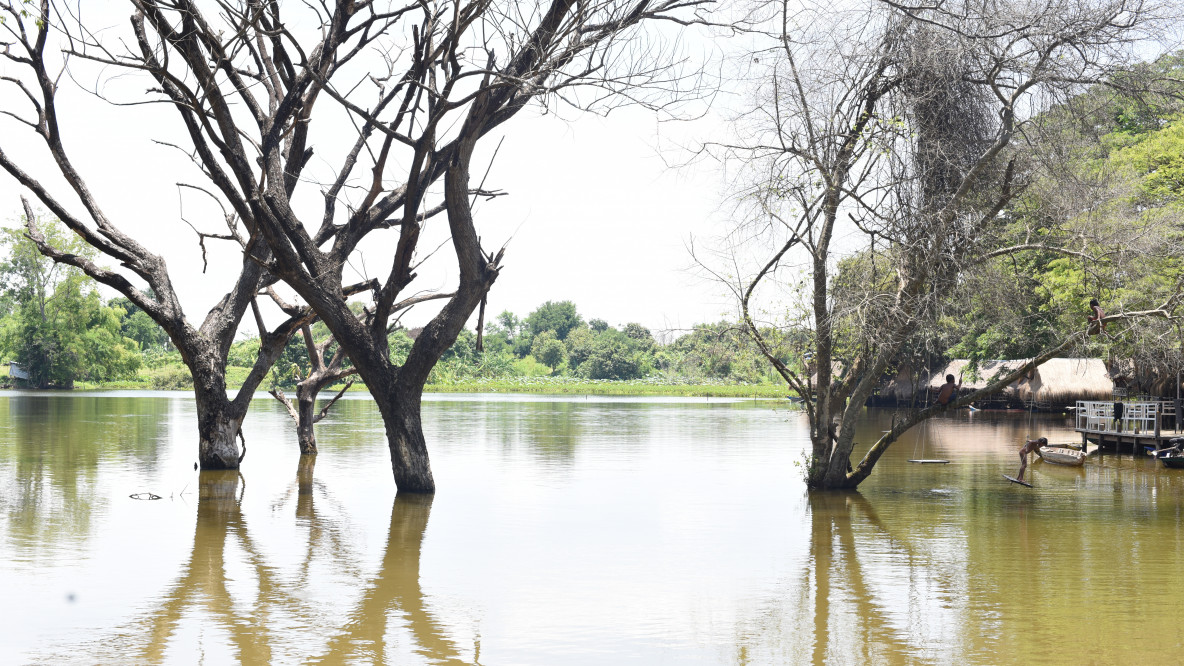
[1076,400,1163,435]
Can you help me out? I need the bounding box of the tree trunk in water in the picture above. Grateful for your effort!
[194,382,244,469]
[297,454,315,495]
[196,408,244,469]
[295,386,318,456]
[296,455,315,520]
[374,387,435,493]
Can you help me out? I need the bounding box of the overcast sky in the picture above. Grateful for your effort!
[0,8,746,340]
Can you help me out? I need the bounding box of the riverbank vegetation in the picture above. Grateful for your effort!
[710,0,1183,489]
[2,0,1182,494]
[0,274,795,396]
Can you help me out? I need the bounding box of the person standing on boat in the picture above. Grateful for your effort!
[1088,299,1106,336]
[1016,437,1047,482]
[936,373,962,407]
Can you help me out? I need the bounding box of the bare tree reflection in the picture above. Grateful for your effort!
[83,467,470,663]
[806,492,912,664]
[736,492,970,664]
[138,471,277,663]
[311,493,467,665]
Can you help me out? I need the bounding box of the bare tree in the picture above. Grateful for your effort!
[0,0,711,489]
[269,321,356,457]
[707,0,1180,489]
[0,2,367,468]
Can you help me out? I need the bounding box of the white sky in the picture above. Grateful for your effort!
[0,6,748,340]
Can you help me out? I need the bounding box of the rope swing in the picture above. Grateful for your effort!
[909,364,950,464]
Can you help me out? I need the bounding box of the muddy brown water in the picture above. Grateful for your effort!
[1,391,1181,664]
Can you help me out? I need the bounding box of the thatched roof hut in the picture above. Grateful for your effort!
[1014,357,1112,406]
[874,357,1115,407]
[872,360,1023,405]
[925,359,1028,404]
[879,365,924,403]
[808,361,846,388]
[921,358,1111,408]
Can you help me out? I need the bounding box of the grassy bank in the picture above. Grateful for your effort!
[419,377,788,398]
[71,373,789,398]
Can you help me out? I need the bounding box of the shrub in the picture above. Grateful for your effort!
[148,363,193,390]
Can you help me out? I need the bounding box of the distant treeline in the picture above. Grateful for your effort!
[0,241,794,389]
[244,300,797,389]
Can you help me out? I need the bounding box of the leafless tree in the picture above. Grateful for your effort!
[706,0,1180,489]
[0,0,712,489]
[269,322,356,457]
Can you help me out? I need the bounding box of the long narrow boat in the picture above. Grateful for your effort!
[1158,450,1184,469]
[1037,445,1086,467]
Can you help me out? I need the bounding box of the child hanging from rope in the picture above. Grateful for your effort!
[1016,437,1048,482]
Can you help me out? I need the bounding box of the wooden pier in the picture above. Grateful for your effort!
[1075,400,1183,454]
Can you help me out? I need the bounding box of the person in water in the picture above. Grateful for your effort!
[1088,298,1106,336]
[1016,437,1048,482]
[936,373,962,406]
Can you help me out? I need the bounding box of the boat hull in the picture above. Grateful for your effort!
[1160,454,1184,469]
[1037,446,1086,467]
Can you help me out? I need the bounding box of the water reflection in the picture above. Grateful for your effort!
[136,471,272,663]
[95,469,470,664]
[313,493,466,665]
[805,493,912,664]
[737,492,967,664]
[14,395,1184,663]
[0,393,169,562]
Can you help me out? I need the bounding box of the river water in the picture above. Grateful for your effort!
[1,391,1181,664]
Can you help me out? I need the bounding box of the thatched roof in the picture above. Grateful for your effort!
[922,357,1111,405]
[880,365,923,401]
[808,361,846,387]
[875,357,1115,406]
[926,359,1027,392]
[1015,357,1112,404]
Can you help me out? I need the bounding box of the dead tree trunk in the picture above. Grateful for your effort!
[270,324,356,457]
[3,0,708,489]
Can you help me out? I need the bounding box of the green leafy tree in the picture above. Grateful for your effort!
[538,338,567,371]
[525,301,583,341]
[580,331,647,380]
[0,220,140,387]
[623,322,655,351]
[565,326,596,371]
[530,330,559,365]
[482,310,520,355]
[107,296,171,353]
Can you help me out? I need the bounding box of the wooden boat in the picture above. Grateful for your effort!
[1158,449,1184,469]
[1037,446,1086,467]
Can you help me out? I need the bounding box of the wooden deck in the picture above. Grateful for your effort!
[1074,400,1184,454]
